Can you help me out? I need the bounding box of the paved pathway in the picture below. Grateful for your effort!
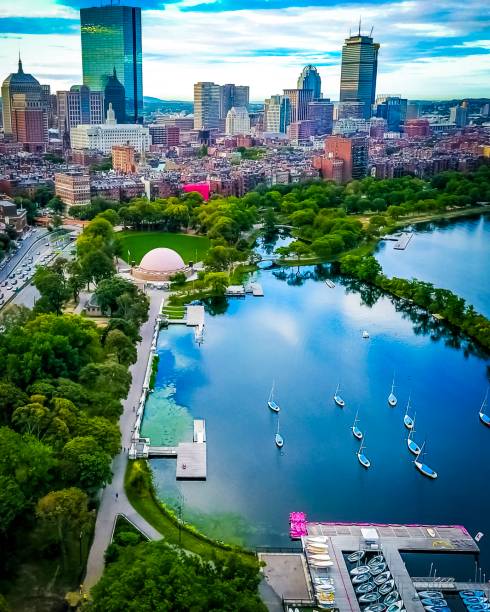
[83,290,163,591]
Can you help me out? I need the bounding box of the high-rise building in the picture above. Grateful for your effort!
[322,135,368,182]
[80,5,143,123]
[337,100,365,120]
[193,82,221,130]
[149,124,180,147]
[112,144,136,173]
[225,107,250,135]
[375,95,407,132]
[220,84,250,119]
[297,65,322,100]
[307,100,334,135]
[55,171,91,209]
[10,94,48,147]
[57,86,105,143]
[287,120,316,144]
[449,101,468,128]
[339,29,380,120]
[264,95,290,133]
[283,88,314,123]
[104,68,126,124]
[1,57,47,140]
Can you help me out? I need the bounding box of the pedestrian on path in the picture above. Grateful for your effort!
[115,492,119,501]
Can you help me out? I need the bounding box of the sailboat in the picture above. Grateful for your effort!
[388,376,397,407]
[275,416,284,448]
[479,389,490,427]
[268,380,280,413]
[403,395,414,429]
[357,437,371,468]
[407,421,421,456]
[352,410,363,440]
[414,441,438,479]
[334,383,345,407]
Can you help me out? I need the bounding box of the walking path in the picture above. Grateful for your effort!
[83,290,163,592]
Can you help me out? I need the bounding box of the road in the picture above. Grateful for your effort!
[83,290,164,592]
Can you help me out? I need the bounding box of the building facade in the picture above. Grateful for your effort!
[57,85,105,142]
[297,65,322,100]
[193,82,221,130]
[80,5,143,122]
[375,95,407,132]
[283,88,314,123]
[104,68,126,124]
[264,95,291,133]
[339,31,380,119]
[225,106,250,135]
[112,144,136,173]
[307,100,334,135]
[220,84,250,119]
[55,171,91,209]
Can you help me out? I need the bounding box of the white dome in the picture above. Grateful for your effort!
[139,248,185,273]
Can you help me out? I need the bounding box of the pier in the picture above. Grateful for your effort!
[260,522,480,611]
[227,283,264,297]
[394,232,414,250]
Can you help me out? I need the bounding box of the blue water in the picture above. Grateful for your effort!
[376,214,490,318]
[145,262,490,570]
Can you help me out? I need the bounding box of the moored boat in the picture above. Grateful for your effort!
[351,565,370,576]
[374,570,392,585]
[414,441,438,479]
[407,425,422,456]
[356,581,376,594]
[479,389,490,427]
[352,410,363,440]
[384,592,400,605]
[275,415,284,448]
[403,395,414,429]
[388,375,397,407]
[347,550,365,563]
[364,603,387,612]
[419,592,444,599]
[353,572,371,584]
[357,437,371,468]
[334,383,345,407]
[379,579,395,595]
[268,380,280,412]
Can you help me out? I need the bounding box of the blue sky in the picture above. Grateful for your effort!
[0,0,489,100]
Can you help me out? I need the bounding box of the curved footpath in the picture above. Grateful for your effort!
[83,290,163,592]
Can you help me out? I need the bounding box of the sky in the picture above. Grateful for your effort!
[0,0,489,101]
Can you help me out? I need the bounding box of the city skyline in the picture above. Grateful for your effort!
[0,0,489,101]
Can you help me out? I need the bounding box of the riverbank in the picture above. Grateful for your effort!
[125,460,256,563]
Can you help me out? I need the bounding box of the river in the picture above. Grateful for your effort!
[142,219,490,575]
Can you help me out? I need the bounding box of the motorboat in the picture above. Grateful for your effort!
[268,380,280,412]
[414,441,438,479]
[370,562,387,576]
[403,395,414,429]
[479,389,490,427]
[374,571,392,585]
[407,427,422,456]
[347,550,365,563]
[419,592,444,600]
[275,416,284,448]
[388,376,397,407]
[357,438,371,468]
[356,581,376,594]
[334,383,345,407]
[353,572,372,584]
[352,410,363,440]
[384,592,400,605]
[360,593,381,604]
[351,565,370,576]
[379,579,395,595]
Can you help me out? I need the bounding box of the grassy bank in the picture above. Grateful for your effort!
[125,460,256,563]
[119,231,210,264]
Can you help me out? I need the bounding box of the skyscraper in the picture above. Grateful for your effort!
[220,84,250,119]
[57,85,105,144]
[375,95,407,132]
[297,65,322,100]
[225,107,250,135]
[307,100,334,135]
[283,88,314,123]
[193,82,221,130]
[264,95,290,133]
[104,68,126,124]
[80,5,143,123]
[339,28,380,120]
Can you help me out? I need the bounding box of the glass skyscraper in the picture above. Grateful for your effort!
[339,32,380,119]
[80,5,143,123]
[297,65,322,100]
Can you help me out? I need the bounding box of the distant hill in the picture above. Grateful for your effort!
[143,97,193,114]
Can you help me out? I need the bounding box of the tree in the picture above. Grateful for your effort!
[90,541,266,612]
[0,475,25,533]
[0,382,28,425]
[81,249,114,287]
[105,329,137,365]
[47,195,65,214]
[95,277,137,314]
[204,272,229,296]
[36,488,91,567]
[33,265,71,314]
[62,436,112,493]
[79,361,131,400]
[34,185,54,207]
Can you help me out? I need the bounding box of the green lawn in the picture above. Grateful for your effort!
[118,231,210,264]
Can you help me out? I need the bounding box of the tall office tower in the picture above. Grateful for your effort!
[57,86,105,143]
[339,28,380,120]
[297,65,322,100]
[219,84,250,119]
[307,99,334,135]
[104,68,126,124]
[10,93,48,147]
[193,82,221,130]
[375,95,407,131]
[1,56,46,137]
[225,107,250,135]
[323,135,368,182]
[264,95,290,133]
[283,88,314,123]
[80,5,143,123]
[41,84,57,128]
[449,101,468,128]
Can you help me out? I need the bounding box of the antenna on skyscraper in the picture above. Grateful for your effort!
[358,17,361,36]
[370,26,374,37]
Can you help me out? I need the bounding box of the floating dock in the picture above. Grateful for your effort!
[226,285,246,297]
[394,232,414,250]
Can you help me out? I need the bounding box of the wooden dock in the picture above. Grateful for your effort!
[394,232,414,250]
[176,442,206,479]
[226,285,246,297]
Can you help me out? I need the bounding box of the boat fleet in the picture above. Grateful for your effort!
[268,380,283,448]
[303,535,337,608]
[348,549,405,612]
[415,589,490,612]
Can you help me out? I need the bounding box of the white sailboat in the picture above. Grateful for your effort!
[357,437,371,468]
[388,376,397,407]
[403,394,414,429]
[414,441,438,479]
[268,380,280,413]
[275,416,284,448]
[479,388,490,427]
[352,410,363,440]
[334,383,345,407]
[407,420,421,456]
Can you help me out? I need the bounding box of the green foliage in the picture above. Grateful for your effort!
[237,146,264,160]
[47,195,64,214]
[95,277,149,327]
[205,245,247,271]
[33,263,71,315]
[61,436,112,494]
[149,355,159,391]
